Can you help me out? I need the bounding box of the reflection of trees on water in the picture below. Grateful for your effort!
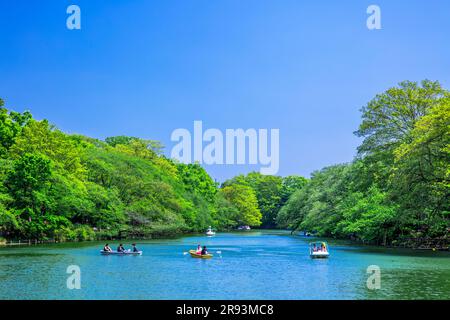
[1,234,449,299]
[364,268,450,300]
[0,249,70,299]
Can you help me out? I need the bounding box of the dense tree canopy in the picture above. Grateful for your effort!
[277,80,449,245]
[0,99,268,240]
[223,172,306,227]
[0,99,31,157]
[220,184,262,227]
[1,80,448,247]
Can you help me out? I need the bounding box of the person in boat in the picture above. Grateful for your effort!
[312,244,317,252]
[201,246,208,255]
[321,243,327,252]
[117,244,125,252]
[103,244,112,252]
[132,243,139,253]
[196,244,202,254]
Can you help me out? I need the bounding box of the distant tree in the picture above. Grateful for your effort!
[223,172,307,228]
[106,136,164,154]
[105,135,137,147]
[280,175,308,204]
[220,184,262,227]
[212,192,240,229]
[177,163,218,204]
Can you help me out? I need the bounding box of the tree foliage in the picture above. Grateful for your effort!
[223,172,306,227]
[277,80,450,245]
[220,184,262,227]
[1,80,447,245]
[0,99,268,240]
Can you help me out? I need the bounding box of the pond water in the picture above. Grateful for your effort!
[0,230,449,299]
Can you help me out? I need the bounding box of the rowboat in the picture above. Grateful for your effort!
[100,250,142,256]
[189,250,213,259]
[309,242,329,259]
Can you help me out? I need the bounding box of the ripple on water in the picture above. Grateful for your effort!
[0,231,449,299]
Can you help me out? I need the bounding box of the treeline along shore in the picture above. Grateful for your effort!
[0,80,449,249]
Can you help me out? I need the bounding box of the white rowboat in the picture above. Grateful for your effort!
[100,250,142,255]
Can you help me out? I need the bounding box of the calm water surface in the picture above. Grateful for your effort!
[0,230,449,299]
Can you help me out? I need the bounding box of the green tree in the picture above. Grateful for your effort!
[106,136,164,155]
[223,172,306,228]
[280,175,308,204]
[336,186,398,245]
[356,80,448,158]
[177,163,218,204]
[0,99,31,157]
[212,192,240,229]
[9,120,86,178]
[0,192,19,236]
[5,153,52,210]
[220,184,262,227]
[391,98,450,237]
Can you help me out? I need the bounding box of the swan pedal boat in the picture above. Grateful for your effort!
[189,250,213,259]
[205,226,215,236]
[100,250,142,256]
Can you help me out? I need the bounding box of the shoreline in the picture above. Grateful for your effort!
[1,229,448,252]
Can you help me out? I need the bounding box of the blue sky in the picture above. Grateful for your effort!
[1,0,449,181]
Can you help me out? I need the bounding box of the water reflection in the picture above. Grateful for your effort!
[0,231,449,300]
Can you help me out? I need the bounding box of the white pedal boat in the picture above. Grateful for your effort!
[309,241,329,259]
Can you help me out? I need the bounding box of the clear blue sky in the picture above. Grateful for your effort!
[1,0,449,181]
